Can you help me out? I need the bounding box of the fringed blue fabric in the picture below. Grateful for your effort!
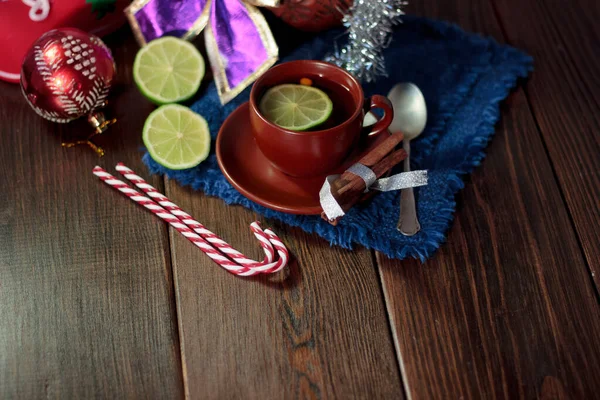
[143,16,533,261]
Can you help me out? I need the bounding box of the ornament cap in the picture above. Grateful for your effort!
[88,111,117,135]
[61,111,116,157]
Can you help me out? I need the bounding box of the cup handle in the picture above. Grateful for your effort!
[364,95,394,137]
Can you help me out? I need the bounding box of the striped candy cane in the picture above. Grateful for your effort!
[114,163,287,273]
[94,166,289,276]
[94,166,261,276]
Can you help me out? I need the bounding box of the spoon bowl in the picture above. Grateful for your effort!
[388,83,427,140]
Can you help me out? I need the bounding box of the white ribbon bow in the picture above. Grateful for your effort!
[320,164,428,221]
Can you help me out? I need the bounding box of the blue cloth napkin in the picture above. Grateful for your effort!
[143,16,533,261]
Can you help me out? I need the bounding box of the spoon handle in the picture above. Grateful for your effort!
[397,140,421,235]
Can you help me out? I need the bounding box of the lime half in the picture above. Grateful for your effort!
[259,84,333,131]
[143,104,211,170]
[134,37,205,105]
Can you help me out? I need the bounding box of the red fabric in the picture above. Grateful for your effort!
[0,0,128,83]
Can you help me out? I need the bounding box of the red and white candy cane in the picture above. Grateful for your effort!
[93,167,286,276]
[114,163,287,273]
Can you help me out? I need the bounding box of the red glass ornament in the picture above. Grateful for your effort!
[20,28,116,127]
[269,0,352,32]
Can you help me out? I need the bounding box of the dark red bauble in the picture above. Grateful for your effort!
[268,0,352,32]
[20,28,116,123]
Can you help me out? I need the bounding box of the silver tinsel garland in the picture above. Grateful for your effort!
[325,0,406,83]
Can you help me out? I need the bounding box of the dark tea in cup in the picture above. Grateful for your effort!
[250,60,393,177]
[258,77,356,132]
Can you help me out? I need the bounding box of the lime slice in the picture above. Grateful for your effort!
[133,37,205,105]
[259,84,333,131]
[143,104,211,170]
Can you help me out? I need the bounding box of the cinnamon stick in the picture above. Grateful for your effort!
[331,132,404,205]
[321,148,408,225]
[339,132,404,181]
[337,149,407,196]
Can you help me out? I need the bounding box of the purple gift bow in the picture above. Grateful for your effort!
[125,0,279,104]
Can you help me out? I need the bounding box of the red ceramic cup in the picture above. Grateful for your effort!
[249,60,393,177]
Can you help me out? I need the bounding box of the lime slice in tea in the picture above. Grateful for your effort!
[143,104,211,170]
[133,37,205,105]
[259,84,333,131]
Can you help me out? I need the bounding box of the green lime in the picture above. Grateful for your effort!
[143,104,211,170]
[133,37,205,105]
[258,84,333,131]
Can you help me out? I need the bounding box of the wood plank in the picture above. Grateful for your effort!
[165,183,403,399]
[0,31,183,398]
[493,0,600,288]
[377,1,600,398]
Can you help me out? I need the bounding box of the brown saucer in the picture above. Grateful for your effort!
[216,102,388,215]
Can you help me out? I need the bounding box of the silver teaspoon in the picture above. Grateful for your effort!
[387,83,427,235]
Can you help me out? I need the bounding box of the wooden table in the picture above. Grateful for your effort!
[1,1,599,398]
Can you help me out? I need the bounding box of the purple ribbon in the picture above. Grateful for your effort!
[133,0,204,39]
[126,0,278,104]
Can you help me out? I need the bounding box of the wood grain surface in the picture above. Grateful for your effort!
[0,31,183,398]
[377,0,600,399]
[164,183,403,399]
[0,1,599,399]
[492,0,600,291]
